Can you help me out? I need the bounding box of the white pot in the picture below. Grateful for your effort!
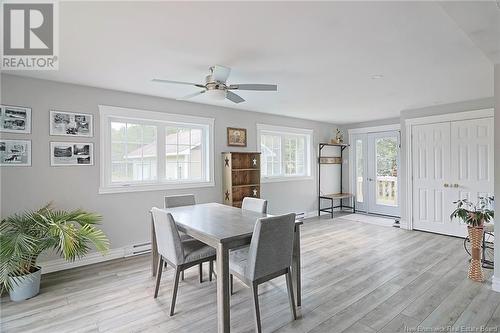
[8,266,41,302]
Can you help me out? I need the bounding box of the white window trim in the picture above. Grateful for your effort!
[99,105,215,194]
[257,123,313,183]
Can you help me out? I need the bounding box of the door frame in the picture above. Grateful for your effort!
[404,108,494,231]
[348,124,401,214]
[366,130,401,217]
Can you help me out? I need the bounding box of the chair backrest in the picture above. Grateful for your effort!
[164,194,196,208]
[242,197,268,214]
[246,213,296,281]
[151,207,184,265]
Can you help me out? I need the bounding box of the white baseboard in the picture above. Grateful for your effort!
[399,219,410,230]
[304,211,318,219]
[39,243,152,274]
[492,276,500,293]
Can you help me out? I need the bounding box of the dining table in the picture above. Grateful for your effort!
[150,202,302,333]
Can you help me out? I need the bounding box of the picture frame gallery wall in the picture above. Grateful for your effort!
[0,105,95,168]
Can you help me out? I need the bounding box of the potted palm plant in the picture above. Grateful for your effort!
[0,204,109,301]
[450,196,494,282]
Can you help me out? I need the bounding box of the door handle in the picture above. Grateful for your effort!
[444,183,449,188]
[453,183,459,188]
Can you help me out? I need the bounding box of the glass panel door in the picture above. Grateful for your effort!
[352,134,367,212]
[367,131,400,216]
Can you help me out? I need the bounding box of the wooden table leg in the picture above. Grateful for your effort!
[292,225,302,307]
[151,213,158,277]
[216,242,230,333]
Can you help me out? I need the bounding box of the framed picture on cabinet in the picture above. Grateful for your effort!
[227,127,247,147]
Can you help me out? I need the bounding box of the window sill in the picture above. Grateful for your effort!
[261,176,313,184]
[99,181,215,194]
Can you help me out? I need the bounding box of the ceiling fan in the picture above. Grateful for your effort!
[152,65,277,103]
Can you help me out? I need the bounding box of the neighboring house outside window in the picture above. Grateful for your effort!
[257,124,313,182]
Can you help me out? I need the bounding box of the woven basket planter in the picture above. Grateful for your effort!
[467,226,484,282]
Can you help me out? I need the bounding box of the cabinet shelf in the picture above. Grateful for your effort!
[232,184,260,188]
[222,152,261,207]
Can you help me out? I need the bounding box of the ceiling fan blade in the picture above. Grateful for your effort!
[228,84,277,91]
[211,65,231,82]
[152,79,205,88]
[177,90,206,100]
[226,91,245,103]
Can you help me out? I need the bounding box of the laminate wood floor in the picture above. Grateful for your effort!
[2,216,499,333]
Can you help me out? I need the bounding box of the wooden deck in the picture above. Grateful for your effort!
[2,215,499,332]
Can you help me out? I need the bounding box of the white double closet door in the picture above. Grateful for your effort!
[412,118,494,237]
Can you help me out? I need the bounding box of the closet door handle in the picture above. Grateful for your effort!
[443,183,449,188]
[453,183,460,188]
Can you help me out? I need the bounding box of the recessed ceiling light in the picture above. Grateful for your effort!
[371,74,384,80]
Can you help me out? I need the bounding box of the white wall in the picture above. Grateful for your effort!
[0,74,336,258]
[494,65,500,292]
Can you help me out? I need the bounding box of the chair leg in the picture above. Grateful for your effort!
[170,268,181,316]
[285,268,297,320]
[251,282,262,333]
[209,260,213,282]
[153,257,164,298]
[199,263,203,283]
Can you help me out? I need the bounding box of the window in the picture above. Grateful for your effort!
[257,124,312,182]
[99,105,214,193]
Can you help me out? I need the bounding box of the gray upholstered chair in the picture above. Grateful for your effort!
[164,194,211,282]
[241,197,268,214]
[151,208,216,316]
[229,213,297,332]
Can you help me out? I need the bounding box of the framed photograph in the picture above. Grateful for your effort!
[0,105,32,134]
[50,110,93,137]
[50,142,94,166]
[0,140,31,166]
[227,127,247,147]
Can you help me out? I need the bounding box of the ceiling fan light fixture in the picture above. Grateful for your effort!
[208,89,227,100]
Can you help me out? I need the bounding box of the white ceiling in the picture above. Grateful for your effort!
[6,1,497,124]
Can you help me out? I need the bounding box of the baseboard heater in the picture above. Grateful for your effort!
[127,242,152,257]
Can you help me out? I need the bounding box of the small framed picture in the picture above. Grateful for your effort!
[50,142,94,166]
[0,105,32,134]
[0,139,31,167]
[227,127,247,147]
[50,110,93,137]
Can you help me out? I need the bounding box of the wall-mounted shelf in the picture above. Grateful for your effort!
[319,156,342,164]
[319,142,350,149]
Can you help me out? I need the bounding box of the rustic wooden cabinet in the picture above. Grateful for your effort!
[222,152,261,208]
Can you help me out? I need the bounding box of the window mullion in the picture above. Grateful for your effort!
[157,125,166,183]
[280,135,285,177]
